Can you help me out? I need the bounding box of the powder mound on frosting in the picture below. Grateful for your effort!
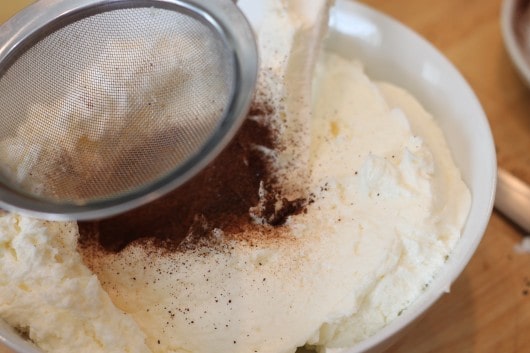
[78,101,307,253]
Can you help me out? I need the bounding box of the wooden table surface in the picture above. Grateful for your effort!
[0,0,529,352]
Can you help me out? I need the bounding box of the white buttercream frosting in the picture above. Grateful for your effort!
[0,213,152,353]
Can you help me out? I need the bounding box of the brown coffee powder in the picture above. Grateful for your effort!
[78,105,306,253]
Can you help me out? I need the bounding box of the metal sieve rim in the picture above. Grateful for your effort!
[0,0,258,221]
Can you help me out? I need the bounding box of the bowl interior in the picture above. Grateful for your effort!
[326,1,496,352]
[0,320,41,353]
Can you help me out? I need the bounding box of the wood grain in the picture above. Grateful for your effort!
[0,0,528,352]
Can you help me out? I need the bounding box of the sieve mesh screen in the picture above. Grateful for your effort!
[0,6,235,204]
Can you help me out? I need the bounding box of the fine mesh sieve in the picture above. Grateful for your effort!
[0,0,258,220]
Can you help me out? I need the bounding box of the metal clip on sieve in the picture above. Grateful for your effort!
[0,0,258,220]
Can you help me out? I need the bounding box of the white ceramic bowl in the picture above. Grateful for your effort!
[0,1,497,353]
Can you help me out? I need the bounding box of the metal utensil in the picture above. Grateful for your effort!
[0,0,258,220]
[495,168,530,233]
